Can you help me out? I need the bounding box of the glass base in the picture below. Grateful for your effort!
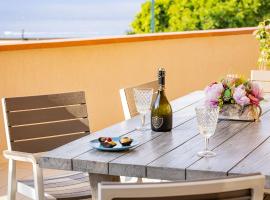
[197,150,216,158]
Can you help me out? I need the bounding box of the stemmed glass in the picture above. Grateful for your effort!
[133,88,153,131]
[195,106,219,157]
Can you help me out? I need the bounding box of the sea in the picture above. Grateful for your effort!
[0,0,146,39]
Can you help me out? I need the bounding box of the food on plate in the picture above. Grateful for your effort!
[98,137,116,148]
[119,137,133,146]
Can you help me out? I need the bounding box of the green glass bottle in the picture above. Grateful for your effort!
[151,68,173,132]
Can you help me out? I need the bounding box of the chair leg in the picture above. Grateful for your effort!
[33,164,44,200]
[7,159,17,200]
[137,178,143,183]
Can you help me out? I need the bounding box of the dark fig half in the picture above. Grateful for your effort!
[101,141,117,148]
[120,137,133,146]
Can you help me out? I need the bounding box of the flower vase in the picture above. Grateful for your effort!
[219,104,262,121]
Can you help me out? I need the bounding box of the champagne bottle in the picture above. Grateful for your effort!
[151,68,173,132]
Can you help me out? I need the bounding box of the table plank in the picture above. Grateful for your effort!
[170,91,204,112]
[186,108,270,181]
[72,100,203,176]
[146,120,248,180]
[39,91,204,170]
[229,137,270,188]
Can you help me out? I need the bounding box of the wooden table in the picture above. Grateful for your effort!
[39,91,270,199]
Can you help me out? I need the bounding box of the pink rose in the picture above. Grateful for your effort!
[250,82,263,99]
[205,83,224,107]
[233,85,250,106]
[248,94,260,106]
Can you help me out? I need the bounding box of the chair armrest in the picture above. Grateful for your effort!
[3,150,43,164]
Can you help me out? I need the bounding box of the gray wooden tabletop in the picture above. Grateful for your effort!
[38,91,270,187]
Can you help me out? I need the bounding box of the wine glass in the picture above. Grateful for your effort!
[133,88,154,131]
[195,105,219,157]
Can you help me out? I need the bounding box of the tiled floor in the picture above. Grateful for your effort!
[0,162,67,200]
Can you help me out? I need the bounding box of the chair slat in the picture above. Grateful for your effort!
[265,194,270,200]
[18,172,91,200]
[7,104,87,126]
[5,91,86,111]
[11,132,89,153]
[22,174,89,188]
[9,118,89,141]
[46,182,90,193]
[253,81,270,93]
[112,190,251,200]
[251,70,270,93]
[251,70,270,82]
[51,189,91,200]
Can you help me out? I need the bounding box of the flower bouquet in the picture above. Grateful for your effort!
[205,77,264,121]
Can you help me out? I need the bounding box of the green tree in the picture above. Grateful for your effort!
[130,0,270,34]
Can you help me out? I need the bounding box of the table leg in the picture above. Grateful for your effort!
[89,173,120,200]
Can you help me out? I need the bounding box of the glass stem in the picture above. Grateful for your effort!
[141,114,146,128]
[204,137,209,152]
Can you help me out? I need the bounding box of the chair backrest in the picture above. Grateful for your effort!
[2,91,90,153]
[98,174,265,200]
[119,80,158,120]
[251,70,270,93]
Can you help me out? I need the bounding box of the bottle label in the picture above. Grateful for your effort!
[152,116,164,129]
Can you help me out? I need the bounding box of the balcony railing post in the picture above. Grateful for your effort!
[151,0,155,33]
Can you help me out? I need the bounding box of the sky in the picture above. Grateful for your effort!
[0,0,146,39]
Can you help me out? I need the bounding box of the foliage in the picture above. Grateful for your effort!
[254,19,270,69]
[130,0,270,34]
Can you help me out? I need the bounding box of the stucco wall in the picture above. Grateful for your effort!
[0,32,259,163]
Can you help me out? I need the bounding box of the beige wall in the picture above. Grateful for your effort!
[0,33,259,163]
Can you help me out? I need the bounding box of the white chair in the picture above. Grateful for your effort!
[2,91,92,200]
[98,174,265,200]
[251,70,270,93]
[119,80,158,120]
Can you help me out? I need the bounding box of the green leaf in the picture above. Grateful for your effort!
[223,88,232,102]
[130,0,270,36]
